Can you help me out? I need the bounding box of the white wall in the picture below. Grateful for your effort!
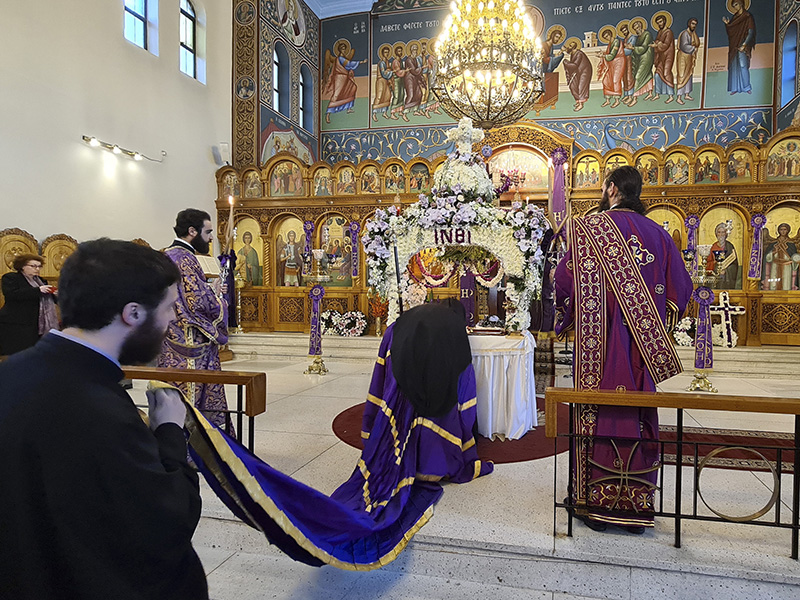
[0,0,231,249]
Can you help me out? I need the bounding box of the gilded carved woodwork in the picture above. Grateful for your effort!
[762,303,800,334]
[218,127,800,343]
[40,234,78,281]
[750,298,761,336]
[321,297,348,314]
[241,295,259,322]
[233,1,258,168]
[278,296,305,322]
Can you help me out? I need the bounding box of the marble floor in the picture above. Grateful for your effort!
[132,354,800,600]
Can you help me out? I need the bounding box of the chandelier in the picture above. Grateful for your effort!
[431,0,544,130]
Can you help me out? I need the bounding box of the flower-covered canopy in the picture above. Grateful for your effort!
[362,118,551,332]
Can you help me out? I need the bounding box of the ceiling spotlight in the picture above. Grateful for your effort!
[112,145,122,155]
[133,152,143,161]
[89,137,100,147]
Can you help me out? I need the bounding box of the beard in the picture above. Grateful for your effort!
[190,235,210,255]
[716,236,727,246]
[598,188,611,212]
[119,312,168,365]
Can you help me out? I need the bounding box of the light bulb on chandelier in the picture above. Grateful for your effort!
[430,0,544,130]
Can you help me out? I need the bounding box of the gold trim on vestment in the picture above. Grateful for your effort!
[459,397,477,411]
[577,214,682,385]
[183,399,434,570]
[665,299,680,333]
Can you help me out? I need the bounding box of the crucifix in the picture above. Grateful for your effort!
[709,291,746,348]
[446,117,485,154]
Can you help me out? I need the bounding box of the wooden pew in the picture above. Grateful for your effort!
[123,366,266,452]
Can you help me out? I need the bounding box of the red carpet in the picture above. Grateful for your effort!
[659,426,795,473]
[332,405,795,471]
[331,399,570,465]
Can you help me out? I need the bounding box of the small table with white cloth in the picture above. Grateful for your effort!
[469,330,537,440]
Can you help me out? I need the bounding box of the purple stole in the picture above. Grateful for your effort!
[571,213,682,389]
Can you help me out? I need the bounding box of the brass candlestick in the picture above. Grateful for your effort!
[683,246,724,394]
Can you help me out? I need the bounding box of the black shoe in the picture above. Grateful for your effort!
[579,515,607,532]
[624,526,645,534]
[563,499,607,531]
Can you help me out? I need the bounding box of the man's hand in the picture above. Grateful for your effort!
[212,278,228,296]
[146,388,187,430]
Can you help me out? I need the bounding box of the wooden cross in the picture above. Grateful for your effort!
[709,291,746,347]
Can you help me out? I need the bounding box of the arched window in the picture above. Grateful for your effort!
[179,0,197,78]
[273,41,290,117]
[300,64,313,133]
[124,0,148,49]
[782,21,798,107]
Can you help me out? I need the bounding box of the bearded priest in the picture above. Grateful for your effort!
[157,208,232,434]
[554,166,693,534]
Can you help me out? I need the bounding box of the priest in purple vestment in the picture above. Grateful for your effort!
[180,300,492,569]
[554,166,692,533]
[158,209,232,433]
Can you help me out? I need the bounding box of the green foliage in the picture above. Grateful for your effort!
[439,245,496,266]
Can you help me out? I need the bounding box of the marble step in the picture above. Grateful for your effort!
[228,332,381,362]
[194,514,800,599]
[675,345,800,379]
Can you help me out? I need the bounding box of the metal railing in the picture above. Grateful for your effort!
[545,387,800,559]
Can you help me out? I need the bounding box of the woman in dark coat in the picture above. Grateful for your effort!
[0,254,59,355]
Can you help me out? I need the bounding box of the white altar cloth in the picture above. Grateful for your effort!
[469,331,537,441]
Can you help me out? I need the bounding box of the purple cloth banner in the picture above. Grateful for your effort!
[748,214,767,279]
[550,147,568,230]
[693,286,715,371]
[685,214,700,274]
[303,221,314,256]
[308,284,325,356]
[458,271,477,326]
[349,221,360,277]
[184,322,492,570]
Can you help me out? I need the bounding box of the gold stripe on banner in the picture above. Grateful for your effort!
[184,399,435,571]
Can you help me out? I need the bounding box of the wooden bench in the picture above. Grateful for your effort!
[123,366,266,452]
[544,386,800,558]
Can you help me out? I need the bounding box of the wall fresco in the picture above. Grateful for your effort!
[321,108,772,164]
[260,105,317,165]
[320,14,371,131]
[260,0,319,66]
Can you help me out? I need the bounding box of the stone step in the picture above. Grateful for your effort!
[675,345,800,379]
[194,513,800,598]
[228,333,799,378]
[228,332,381,362]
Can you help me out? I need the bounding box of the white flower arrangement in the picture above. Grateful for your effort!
[336,311,368,337]
[673,316,696,347]
[712,322,738,348]
[320,310,342,335]
[361,129,550,333]
[400,272,427,310]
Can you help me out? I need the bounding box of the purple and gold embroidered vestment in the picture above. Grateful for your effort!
[555,210,692,527]
[183,322,492,569]
[158,245,230,431]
